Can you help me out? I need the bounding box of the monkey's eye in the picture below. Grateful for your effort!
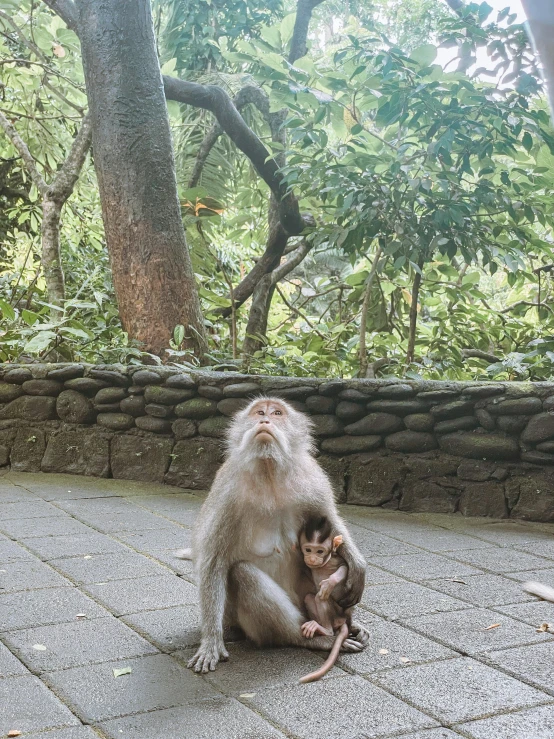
[273,410,282,415]
[317,550,324,554]
[305,548,311,553]
[256,410,265,415]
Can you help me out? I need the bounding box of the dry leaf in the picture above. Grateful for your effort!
[8,731,22,737]
[239,693,256,698]
[446,578,467,585]
[52,44,65,58]
[378,648,389,655]
[113,667,132,678]
[399,657,411,663]
[484,623,501,631]
[32,644,47,651]
[536,623,554,633]
[76,614,87,619]
[84,555,92,560]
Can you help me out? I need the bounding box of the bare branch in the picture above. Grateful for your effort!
[163,76,309,236]
[461,349,502,363]
[0,109,47,194]
[48,113,92,201]
[289,0,326,64]
[41,0,79,33]
[270,237,313,285]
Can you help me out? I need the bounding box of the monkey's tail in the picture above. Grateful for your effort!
[523,580,554,603]
[174,548,193,560]
[299,622,349,684]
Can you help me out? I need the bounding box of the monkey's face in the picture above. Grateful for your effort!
[227,396,315,467]
[300,532,333,568]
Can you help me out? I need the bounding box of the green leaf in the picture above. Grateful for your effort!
[410,44,437,67]
[522,132,532,153]
[23,331,56,354]
[0,299,15,322]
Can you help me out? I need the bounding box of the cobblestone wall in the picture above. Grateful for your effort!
[1,363,553,521]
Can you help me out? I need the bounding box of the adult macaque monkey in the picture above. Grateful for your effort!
[180,396,368,673]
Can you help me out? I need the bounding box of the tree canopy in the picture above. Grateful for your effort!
[0,0,553,381]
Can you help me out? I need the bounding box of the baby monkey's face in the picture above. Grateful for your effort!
[300,532,333,569]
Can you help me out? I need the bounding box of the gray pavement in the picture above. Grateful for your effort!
[1,471,554,739]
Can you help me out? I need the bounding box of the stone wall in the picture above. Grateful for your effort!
[1,363,554,521]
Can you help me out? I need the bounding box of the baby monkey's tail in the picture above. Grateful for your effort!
[299,622,349,684]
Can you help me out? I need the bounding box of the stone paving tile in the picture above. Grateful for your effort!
[361,581,467,619]
[448,547,553,574]
[394,731,463,739]
[0,640,29,677]
[402,607,550,655]
[503,567,554,585]
[99,698,287,739]
[1,516,91,540]
[373,656,549,723]
[426,573,535,607]
[0,674,80,734]
[55,497,139,516]
[0,499,61,519]
[64,509,175,535]
[43,654,220,722]
[149,548,196,579]
[131,493,203,526]
[0,587,107,632]
[121,604,201,651]
[495,599,554,626]
[3,616,158,672]
[49,550,171,584]
[364,563,403,585]
[23,532,133,561]
[0,479,41,502]
[449,522,554,547]
[515,540,554,560]
[336,611,456,673]
[176,642,338,692]
[248,674,437,739]
[347,523,422,557]
[390,529,496,552]
[0,538,34,562]
[114,526,192,554]
[0,559,71,593]
[82,574,198,616]
[457,704,554,738]
[484,641,554,696]
[371,552,483,581]
[22,728,100,739]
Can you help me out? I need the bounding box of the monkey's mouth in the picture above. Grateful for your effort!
[255,429,274,442]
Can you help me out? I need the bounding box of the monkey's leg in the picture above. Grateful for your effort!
[230,562,363,652]
[303,593,333,636]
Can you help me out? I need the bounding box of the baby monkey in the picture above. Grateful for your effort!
[298,515,352,683]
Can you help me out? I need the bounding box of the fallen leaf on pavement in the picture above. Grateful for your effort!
[8,731,22,737]
[32,644,47,651]
[445,578,467,585]
[378,648,389,655]
[240,693,256,698]
[76,614,87,619]
[400,657,411,663]
[536,623,554,633]
[483,623,501,631]
[113,667,132,678]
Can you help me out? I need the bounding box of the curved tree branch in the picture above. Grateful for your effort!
[41,0,79,32]
[462,349,502,363]
[0,109,48,194]
[289,0,326,64]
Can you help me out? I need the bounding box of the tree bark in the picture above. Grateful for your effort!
[406,261,424,366]
[75,0,206,357]
[358,246,383,378]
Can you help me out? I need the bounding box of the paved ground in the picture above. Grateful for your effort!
[1,472,554,739]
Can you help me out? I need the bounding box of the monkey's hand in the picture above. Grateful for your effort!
[317,578,335,601]
[187,638,229,673]
[337,556,365,610]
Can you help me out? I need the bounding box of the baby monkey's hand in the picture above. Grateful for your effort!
[317,577,335,600]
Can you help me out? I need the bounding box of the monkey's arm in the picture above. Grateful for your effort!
[187,553,230,673]
[331,528,366,609]
[318,563,348,600]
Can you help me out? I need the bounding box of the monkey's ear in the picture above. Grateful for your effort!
[333,535,343,550]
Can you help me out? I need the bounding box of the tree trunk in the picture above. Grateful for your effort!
[406,261,423,365]
[242,275,276,359]
[358,246,382,377]
[75,0,206,357]
[41,199,65,304]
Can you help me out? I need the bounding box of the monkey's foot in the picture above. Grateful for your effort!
[349,622,370,648]
[187,639,229,673]
[301,620,333,638]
